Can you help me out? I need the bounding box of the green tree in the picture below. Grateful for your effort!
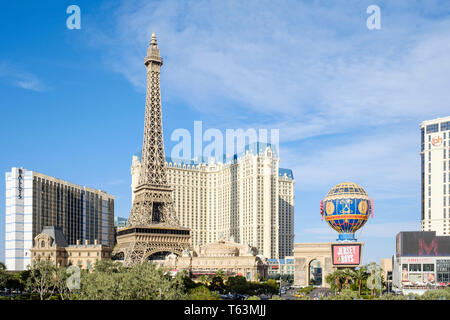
[352,268,368,296]
[215,269,225,279]
[342,268,355,290]
[79,262,186,300]
[188,285,221,300]
[5,272,25,293]
[93,260,123,273]
[225,276,249,295]
[364,262,383,297]
[0,262,8,290]
[209,275,225,293]
[198,274,210,286]
[325,269,346,294]
[54,267,74,300]
[27,259,57,300]
[264,279,279,295]
[182,272,199,291]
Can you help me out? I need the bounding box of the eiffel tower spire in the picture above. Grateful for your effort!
[139,32,167,188]
[126,33,179,227]
[113,33,191,267]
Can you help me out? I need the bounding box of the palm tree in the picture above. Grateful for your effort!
[215,269,225,279]
[326,269,346,294]
[342,269,355,290]
[353,267,368,296]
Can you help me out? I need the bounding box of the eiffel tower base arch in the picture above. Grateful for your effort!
[113,226,191,267]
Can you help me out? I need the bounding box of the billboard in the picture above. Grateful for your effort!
[332,244,361,266]
[423,272,435,284]
[397,231,450,257]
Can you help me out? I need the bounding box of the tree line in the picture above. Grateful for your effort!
[0,260,279,300]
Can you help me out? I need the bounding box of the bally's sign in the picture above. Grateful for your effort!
[17,169,23,200]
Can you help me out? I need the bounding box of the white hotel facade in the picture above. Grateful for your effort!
[421,116,450,235]
[5,168,115,271]
[131,144,295,259]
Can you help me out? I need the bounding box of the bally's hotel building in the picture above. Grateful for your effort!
[5,167,115,271]
[421,116,450,235]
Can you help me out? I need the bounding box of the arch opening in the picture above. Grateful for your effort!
[309,259,323,287]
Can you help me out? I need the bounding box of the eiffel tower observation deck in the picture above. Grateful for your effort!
[113,33,191,266]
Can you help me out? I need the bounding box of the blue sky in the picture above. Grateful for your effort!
[1,0,450,264]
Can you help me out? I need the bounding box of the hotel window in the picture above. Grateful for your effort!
[441,121,450,131]
[427,124,439,133]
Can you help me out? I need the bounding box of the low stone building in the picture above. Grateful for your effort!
[30,226,112,270]
[163,238,268,281]
[293,242,364,288]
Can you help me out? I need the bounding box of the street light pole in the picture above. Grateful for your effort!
[279,264,283,296]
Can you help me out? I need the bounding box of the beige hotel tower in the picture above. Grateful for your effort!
[131,145,295,259]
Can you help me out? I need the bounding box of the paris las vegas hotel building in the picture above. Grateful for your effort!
[130,143,295,259]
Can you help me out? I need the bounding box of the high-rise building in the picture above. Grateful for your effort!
[131,144,295,259]
[420,116,450,235]
[5,167,115,271]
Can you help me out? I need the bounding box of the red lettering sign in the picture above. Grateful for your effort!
[333,245,360,265]
[431,136,443,147]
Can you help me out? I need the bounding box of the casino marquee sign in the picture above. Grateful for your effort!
[331,243,362,266]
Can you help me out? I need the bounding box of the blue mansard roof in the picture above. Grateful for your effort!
[278,168,294,179]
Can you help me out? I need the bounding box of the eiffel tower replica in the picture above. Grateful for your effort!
[113,33,191,267]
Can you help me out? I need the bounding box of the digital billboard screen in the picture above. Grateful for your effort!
[397,231,450,257]
[332,244,361,266]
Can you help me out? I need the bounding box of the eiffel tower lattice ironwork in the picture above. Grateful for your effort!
[113,33,190,267]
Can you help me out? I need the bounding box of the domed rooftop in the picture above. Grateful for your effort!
[325,182,369,200]
[198,239,258,257]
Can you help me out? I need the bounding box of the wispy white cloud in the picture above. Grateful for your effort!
[280,127,420,201]
[0,61,48,92]
[89,0,450,142]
